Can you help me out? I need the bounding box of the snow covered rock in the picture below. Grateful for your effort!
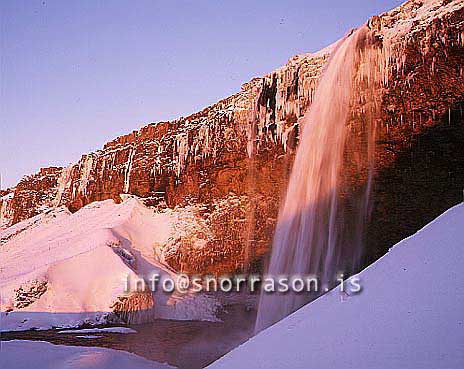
[0,198,219,332]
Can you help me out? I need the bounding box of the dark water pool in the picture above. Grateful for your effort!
[2,302,256,369]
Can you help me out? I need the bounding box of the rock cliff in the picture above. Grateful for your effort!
[2,0,463,274]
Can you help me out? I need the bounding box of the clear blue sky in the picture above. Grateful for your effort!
[0,0,403,189]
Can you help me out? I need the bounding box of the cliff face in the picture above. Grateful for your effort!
[366,0,464,264]
[2,0,463,274]
[0,38,331,270]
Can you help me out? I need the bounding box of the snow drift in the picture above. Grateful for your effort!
[1,340,173,369]
[208,203,464,369]
[0,197,219,332]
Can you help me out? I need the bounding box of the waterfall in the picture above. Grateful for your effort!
[255,25,382,332]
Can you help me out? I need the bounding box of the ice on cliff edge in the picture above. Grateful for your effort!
[0,197,219,332]
[208,203,464,369]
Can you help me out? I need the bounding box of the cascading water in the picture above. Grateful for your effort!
[255,25,383,332]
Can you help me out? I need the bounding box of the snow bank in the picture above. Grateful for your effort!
[0,197,219,332]
[208,204,464,369]
[0,340,174,369]
[58,327,137,334]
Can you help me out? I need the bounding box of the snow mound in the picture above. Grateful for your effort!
[1,340,174,369]
[208,204,464,369]
[0,198,219,332]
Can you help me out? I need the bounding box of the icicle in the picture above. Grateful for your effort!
[0,191,15,228]
[124,148,135,193]
[175,133,189,177]
[78,155,94,196]
[54,164,73,206]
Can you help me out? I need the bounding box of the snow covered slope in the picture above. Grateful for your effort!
[0,340,173,369]
[208,204,464,369]
[0,197,218,332]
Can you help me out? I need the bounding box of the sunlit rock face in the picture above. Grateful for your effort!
[1,167,62,227]
[2,0,463,274]
[365,0,464,265]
